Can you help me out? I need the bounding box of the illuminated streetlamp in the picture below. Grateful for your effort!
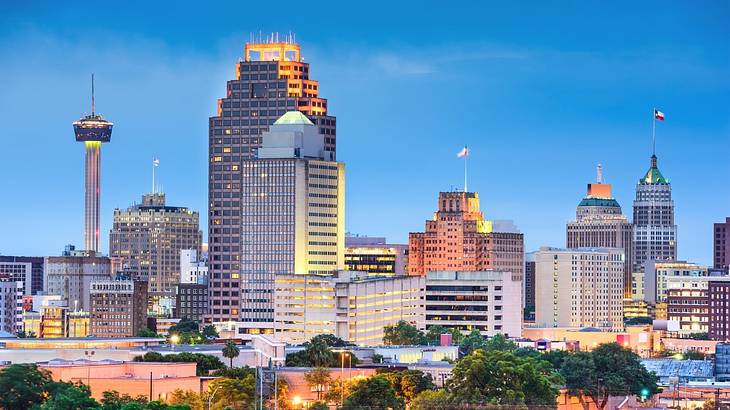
[170,334,180,351]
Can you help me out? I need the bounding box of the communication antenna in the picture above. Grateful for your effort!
[596,163,604,184]
[91,73,95,115]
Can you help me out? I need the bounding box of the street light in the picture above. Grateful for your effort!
[292,395,302,409]
[170,334,180,351]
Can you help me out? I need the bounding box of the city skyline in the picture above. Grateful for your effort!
[1,2,728,265]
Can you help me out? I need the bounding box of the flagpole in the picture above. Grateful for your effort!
[652,107,656,156]
[152,158,156,194]
[464,148,468,193]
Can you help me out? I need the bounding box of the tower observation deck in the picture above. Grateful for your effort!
[73,75,113,254]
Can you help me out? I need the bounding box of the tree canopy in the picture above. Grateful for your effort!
[561,343,659,409]
[342,376,405,410]
[133,352,224,376]
[376,369,435,403]
[383,320,427,345]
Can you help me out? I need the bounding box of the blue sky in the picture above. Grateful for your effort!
[0,1,728,265]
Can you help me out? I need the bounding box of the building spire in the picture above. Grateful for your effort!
[91,74,95,116]
[596,163,604,184]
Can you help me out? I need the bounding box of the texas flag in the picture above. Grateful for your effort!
[457,147,470,158]
[654,109,665,121]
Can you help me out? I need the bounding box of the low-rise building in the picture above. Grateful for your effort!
[644,260,708,304]
[666,277,730,335]
[44,255,113,311]
[0,281,22,333]
[345,235,408,276]
[175,283,207,323]
[424,270,521,337]
[273,271,424,345]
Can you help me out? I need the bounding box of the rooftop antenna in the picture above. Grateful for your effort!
[596,163,604,184]
[91,73,95,116]
[152,158,160,194]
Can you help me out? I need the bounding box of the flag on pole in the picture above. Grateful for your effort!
[153,158,160,166]
[457,147,470,158]
[654,109,665,121]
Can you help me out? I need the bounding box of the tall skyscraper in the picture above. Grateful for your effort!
[109,192,202,314]
[73,75,113,253]
[714,217,730,271]
[207,38,337,324]
[567,164,633,296]
[632,154,677,271]
[209,111,345,332]
[534,247,625,331]
[408,191,524,282]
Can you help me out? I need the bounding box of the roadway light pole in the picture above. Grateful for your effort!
[207,385,221,410]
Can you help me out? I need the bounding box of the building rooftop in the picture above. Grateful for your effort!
[640,155,669,185]
[578,197,621,208]
[273,111,314,126]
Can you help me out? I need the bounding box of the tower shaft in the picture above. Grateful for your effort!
[84,141,101,253]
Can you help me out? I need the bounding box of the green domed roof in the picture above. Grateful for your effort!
[640,155,670,185]
[578,197,621,207]
[273,111,314,126]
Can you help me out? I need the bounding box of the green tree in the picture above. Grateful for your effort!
[540,349,571,371]
[133,352,224,376]
[201,325,219,339]
[136,327,160,338]
[409,390,451,410]
[342,376,404,410]
[208,376,255,410]
[561,343,659,410]
[0,363,52,410]
[16,330,37,338]
[309,334,350,347]
[625,316,653,325]
[304,367,331,400]
[307,337,334,367]
[383,320,426,345]
[100,390,148,410]
[308,402,328,410]
[323,378,353,405]
[459,329,486,355]
[168,389,203,410]
[371,353,384,364]
[212,366,255,379]
[447,349,559,406]
[483,333,518,352]
[40,382,99,410]
[377,369,435,403]
[222,341,240,367]
[169,318,199,333]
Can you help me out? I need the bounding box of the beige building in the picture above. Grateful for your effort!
[44,255,113,311]
[425,270,521,337]
[534,247,625,331]
[644,260,708,303]
[273,271,423,345]
[22,306,90,338]
[345,236,408,277]
[566,166,633,297]
[109,192,202,314]
[221,111,345,334]
[89,280,148,337]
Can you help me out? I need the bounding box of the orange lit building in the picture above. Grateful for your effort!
[408,191,524,281]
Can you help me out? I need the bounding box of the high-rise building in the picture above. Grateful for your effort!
[44,255,112,311]
[632,155,677,272]
[643,260,708,303]
[0,260,33,298]
[534,247,625,331]
[0,256,44,295]
[0,281,22,334]
[175,283,208,323]
[709,281,730,341]
[73,76,113,254]
[345,235,408,276]
[109,192,202,313]
[180,249,208,284]
[667,276,730,336]
[273,271,423,345]
[715,217,730,271]
[211,111,345,333]
[524,256,536,318]
[425,270,521,337]
[89,279,148,337]
[408,191,524,283]
[567,165,633,297]
[207,38,337,324]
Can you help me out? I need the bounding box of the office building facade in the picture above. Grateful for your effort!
[534,247,625,331]
[633,155,677,271]
[425,270,521,337]
[273,271,423,345]
[0,256,44,295]
[89,279,148,337]
[667,277,730,335]
[345,236,408,276]
[44,255,112,311]
[208,38,337,325]
[567,166,633,297]
[708,281,730,341]
[408,191,524,283]
[643,260,708,303]
[175,283,208,323]
[109,192,202,312]
[180,249,208,284]
[0,281,22,334]
[715,217,730,271]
